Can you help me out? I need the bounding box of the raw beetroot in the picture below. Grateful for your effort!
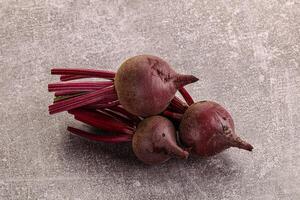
[48,54,254,164]
[179,101,253,156]
[114,55,198,116]
[48,55,198,117]
[132,116,189,165]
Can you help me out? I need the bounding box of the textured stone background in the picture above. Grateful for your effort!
[0,0,299,199]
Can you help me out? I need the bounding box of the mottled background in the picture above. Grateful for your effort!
[0,0,299,199]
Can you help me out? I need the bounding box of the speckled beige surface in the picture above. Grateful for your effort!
[0,0,299,199]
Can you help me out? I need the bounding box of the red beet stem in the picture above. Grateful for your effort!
[55,91,86,97]
[110,105,142,124]
[67,126,132,143]
[85,100,120,109]
[169,96,188,113]
[179,87,194,106]
[51,68,115,79]
[48,81,113,92]
[49,86,117,114]
[68,109,134,134]
[162,110,183,122]
[101,109,135,127]
[60,75,93,81]
[174,74,199,89]
[53,93,85,102]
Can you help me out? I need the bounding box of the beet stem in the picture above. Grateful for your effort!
[55,91,86,97]
[178,87,194,106]
[169,96,188,113]
[51,68,115,79]
[49,86,117,114]
[85,100,120,109]
[67,126,132,143]
[162,110,183,121]
[109,106,142,124]
[48,81,113,92]
[53,93,85,102]
[101,109,135,127]
[69,109,134,134]
[60,75,93,81]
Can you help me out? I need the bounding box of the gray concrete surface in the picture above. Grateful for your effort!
[0,0,299,199]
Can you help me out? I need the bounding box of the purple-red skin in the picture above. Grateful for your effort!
[132,116,189,165]
[179,101,253,157]
[114,55,198,117]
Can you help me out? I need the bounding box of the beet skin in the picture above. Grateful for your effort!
[114,55,198,117]
[179,101,253,157]
[132,116,189,165]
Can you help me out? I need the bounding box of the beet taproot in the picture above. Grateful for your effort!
[132,116,189,165]
[179,101,253,156]
[114,55,198,116]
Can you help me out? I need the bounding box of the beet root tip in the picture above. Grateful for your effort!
[174,74,199,88]
[168,141,189,159]
[243,142,254,152]
[232,137,254,152]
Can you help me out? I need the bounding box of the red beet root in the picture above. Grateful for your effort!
[48,55,198,117]
[179,101,253,157]
[132,116,189,165]
[114,55,198,116]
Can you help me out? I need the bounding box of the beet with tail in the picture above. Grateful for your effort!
[179,101,253,156]
[132,116,189,165]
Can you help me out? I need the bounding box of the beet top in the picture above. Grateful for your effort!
[179,101,253,157]
[114,55,198,117]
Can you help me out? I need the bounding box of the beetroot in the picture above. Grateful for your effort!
[114,55,198,116]
[179,101,253,156]
[48,55,198,117]
[132,116,188,165]
[47,55,254,163]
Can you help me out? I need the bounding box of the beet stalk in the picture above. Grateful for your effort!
[51,68,115,80]
[68,126,133,143]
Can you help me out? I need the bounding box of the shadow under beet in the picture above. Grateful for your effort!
[59,125,244,200]
[60,125,242,183]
